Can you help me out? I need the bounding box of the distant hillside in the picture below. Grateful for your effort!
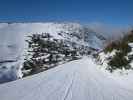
[0,22,106,83]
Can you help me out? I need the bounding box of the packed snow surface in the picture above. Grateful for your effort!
[0,57,133,100]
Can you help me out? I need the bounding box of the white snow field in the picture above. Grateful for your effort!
[0,57,133,100]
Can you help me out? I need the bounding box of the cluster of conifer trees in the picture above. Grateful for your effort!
[23,33,90,75]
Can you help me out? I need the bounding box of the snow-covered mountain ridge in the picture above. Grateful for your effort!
[0,22,106,83]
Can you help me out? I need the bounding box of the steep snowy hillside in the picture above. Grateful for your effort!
[0,22,106,83]
[0,57,133,100]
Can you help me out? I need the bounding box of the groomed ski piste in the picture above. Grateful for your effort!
[0,57,133,100]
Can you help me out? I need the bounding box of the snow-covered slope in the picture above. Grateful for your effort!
[0,22,104,61]
[0,57,133,100]
[0,23,81,61]
[0,22,105,83]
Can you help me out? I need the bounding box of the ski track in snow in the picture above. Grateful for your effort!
[0,57,133,100]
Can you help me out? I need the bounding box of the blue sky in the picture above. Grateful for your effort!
[0,0,132,26]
